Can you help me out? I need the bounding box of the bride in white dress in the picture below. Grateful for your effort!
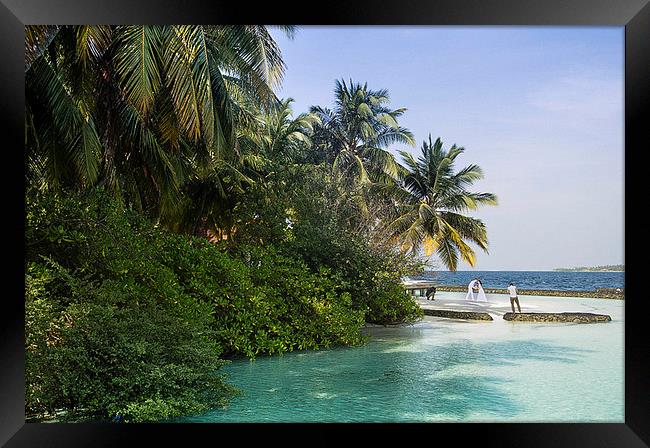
[465,279,488,302]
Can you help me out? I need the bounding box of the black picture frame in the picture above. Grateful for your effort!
[2,0,647,445]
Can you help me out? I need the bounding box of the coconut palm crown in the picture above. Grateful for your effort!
[250,98,321,166]
[25,25,294,216]
[310,79,415,184]
[387,135,498,271]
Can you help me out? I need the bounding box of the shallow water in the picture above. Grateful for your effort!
[181,295,624,423]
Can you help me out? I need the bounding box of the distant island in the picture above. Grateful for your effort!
[554,264,624,272]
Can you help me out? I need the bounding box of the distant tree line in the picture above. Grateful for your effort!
[554,265,624,272]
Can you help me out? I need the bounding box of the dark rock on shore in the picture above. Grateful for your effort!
[423,309,493,321]
[503,312,612,323]
[436,286,624,300]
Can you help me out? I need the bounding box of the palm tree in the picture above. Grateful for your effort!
[25,25,293,217]
[386,136,497,271]
[240,98,320,169]
[168,98,319,238]
[310,79,415,184]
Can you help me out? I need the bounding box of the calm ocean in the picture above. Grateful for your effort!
[412,271,624,291]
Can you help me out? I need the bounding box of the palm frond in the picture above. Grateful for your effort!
[114,25,163,118]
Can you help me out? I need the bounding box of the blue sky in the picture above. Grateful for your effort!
[269,26,624,271]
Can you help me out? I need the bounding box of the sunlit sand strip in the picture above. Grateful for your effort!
[416,292,623,322]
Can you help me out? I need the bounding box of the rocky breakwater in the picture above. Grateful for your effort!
[503,312,612,323]
[423,309,493,321]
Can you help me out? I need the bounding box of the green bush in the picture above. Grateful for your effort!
[25,260,235,423]
[232,165,424,325]
[26,192,236,422]
[286,215,423,325]
[157,236,366,358]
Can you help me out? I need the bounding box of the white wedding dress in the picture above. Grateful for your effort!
[465,280,488,302]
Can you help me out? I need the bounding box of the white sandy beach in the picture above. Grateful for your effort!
[415,291,623,322]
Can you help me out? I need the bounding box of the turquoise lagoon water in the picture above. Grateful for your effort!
[182,295,624,423]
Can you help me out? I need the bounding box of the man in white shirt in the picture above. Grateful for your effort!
[508,282,521,313]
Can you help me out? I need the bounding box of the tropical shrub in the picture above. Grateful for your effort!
[159,237,366,358]
[25,190,235,422]
[231,165,424,325]
[26,263,234,423]
[287,220,423,325]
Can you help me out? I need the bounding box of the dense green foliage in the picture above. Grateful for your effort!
[26,191,234,422]
[232,164,424,324]
[25,189,370,421]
